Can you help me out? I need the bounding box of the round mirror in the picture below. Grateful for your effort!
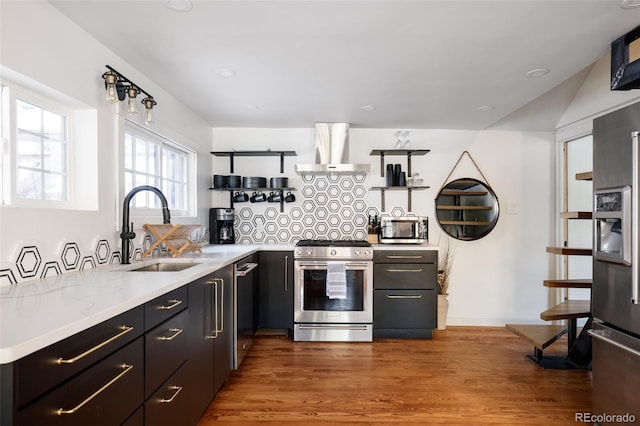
[435,178,499,241]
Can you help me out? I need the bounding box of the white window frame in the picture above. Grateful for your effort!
[1,83,75,209]
[122,121,196,218]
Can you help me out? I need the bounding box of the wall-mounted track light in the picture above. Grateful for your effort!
[101,65,157,123]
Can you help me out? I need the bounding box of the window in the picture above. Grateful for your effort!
[15,99,68,200]
[123,123,193,215]
[0,82,87,208]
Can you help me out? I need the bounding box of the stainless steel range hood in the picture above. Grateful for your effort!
[295,123,370,174]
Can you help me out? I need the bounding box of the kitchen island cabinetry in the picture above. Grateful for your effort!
[185,264,233,426]
[1,306,145,426]
[373,249,438,338]
[258,251,294,336]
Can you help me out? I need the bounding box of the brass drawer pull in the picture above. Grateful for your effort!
[159,299,183,310]
[386,268,423,273]
[160,385,183,403]
[206,278,223,339]
[157,328,184,341]
[386,295,423,299]
[57,363,133,415]
[56,325,134,365]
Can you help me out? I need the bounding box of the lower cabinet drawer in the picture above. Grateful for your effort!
[16,338,144,426]
[374,263,436,289]
[145,309,188,399]
[145,362,190,426]
[374,289,437,329]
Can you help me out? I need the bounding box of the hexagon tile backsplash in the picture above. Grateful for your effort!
[234,173,386,243]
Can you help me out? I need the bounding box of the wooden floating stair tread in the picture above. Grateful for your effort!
[560,211,592,219]
[575,171,593,181]
[540,300,591,321]
[546,246,592,256]
[505,324,568,350]
[544,278,592,289]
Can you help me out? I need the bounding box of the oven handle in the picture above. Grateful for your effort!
[296,262,370,268]
[386,294,423,299]
[633,130,640,304]
[297,324,370,330]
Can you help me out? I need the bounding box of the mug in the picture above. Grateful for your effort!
[284,191,296,203]
[267,191,282,203]
[250,191,266,203]
[233,191,248,202]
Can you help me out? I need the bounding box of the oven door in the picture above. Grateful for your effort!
[294,260,373,324]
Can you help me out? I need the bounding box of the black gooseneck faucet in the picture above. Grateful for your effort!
[120,185,171,264]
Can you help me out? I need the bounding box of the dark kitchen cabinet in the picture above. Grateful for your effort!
[0,306,144,426]
[258,251,294,336]
[185,264,233,425]
[373,249,438,338]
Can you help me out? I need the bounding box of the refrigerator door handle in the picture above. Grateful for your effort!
[633,131,640,304]
[588,329,640,358]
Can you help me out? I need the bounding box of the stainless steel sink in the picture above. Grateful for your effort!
[123,261,201,272]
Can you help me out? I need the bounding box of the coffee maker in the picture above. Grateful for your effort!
[209,208,235,244]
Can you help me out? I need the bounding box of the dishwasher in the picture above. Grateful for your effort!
[234,255,259,369]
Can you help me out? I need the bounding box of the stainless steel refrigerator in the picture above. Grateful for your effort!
[590,101,640,423]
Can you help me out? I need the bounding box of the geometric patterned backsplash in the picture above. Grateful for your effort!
[1,173,411,286]
[233,172,385,244]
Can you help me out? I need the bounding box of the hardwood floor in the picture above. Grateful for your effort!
[198,327,592,425]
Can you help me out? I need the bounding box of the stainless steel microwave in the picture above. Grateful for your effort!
[379,216,428,244]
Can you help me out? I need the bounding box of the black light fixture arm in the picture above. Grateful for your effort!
[102,65,155,104]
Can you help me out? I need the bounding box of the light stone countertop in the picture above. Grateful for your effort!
[0,242,434,364]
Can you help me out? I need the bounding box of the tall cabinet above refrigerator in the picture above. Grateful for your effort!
[590,101,640,424]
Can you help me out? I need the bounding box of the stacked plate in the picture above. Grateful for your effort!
[242,176,267,189]
[227,175,242,188]
[213,174,227,188]
[270,177,288,188]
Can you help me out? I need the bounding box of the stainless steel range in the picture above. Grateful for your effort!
[294,239,373,342]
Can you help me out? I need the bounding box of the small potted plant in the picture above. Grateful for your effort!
[437,241,455,330]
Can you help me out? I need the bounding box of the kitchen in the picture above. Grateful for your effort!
[1,0,640,424]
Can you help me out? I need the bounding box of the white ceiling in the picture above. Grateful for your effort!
[49,0,640,130]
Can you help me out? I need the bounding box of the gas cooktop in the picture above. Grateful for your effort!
[295,239,372,247]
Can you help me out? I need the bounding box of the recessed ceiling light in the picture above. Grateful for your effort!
[525,68,550,78]
[215,68,236,77]
[621,0,640,8]
[476,105,494,112]
[164,0,193,12]
[360,105,376,112]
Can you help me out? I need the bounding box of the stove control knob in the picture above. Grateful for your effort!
[330,249,337,256]
[364,250,371,256]
[354,249,361,256]
[306,249,313,256]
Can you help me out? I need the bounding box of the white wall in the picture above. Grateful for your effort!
[0,2,211,275]
[213,127,556,325]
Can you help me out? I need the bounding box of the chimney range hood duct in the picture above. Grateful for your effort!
[295,123,370,174]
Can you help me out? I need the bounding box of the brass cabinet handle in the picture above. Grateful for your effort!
[217,278,225,334]
[157,328,183,341]
[159,385,183,403]
[385,295,423,299]
[159,299,182,310]
[385,268,423,273]
[56,325,134,365]
[386,255,423,259]
[206,278,223,339]
[57,363,133,415]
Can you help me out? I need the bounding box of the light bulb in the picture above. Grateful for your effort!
[127,87,139,115]
[144,107,154,124]
[106,83,117,103]
[142,96,156,124]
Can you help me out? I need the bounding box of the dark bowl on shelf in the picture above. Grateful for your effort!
[213,174,228,188]
[227,175,242,188]
[243,176,267,189]
[270,177,288,188]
